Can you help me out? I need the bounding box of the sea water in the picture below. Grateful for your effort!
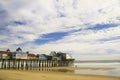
[74,62,120,77]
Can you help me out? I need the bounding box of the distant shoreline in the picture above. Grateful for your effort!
[74,60,120,63]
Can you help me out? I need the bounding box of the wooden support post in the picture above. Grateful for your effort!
[25,60,28,70]
[1,59,4,69]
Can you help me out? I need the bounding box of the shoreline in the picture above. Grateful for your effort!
[46,66,115,70]
[0,69,120,80]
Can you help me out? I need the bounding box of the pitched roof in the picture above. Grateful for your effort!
[0,51,10,54]
[6,49,10,52]
[16,47,22,51]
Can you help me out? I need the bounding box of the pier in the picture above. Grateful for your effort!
[0,59,74,70]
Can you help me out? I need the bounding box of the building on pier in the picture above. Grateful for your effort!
[50,51,74,61]
[10,47,28,59]
[0,49,10,59]
[28,53,36,59]
[0,48,75,62]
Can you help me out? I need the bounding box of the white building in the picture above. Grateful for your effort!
[11,48,28,59]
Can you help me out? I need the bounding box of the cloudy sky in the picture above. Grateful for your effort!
[0,0,120,60]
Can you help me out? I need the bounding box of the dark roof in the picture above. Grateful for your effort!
[16,47,22,51]
[6,49,10,52]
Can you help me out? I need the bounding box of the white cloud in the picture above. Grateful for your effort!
[60,26,120,42]
[28,26,120,60]
[0,0,120,60]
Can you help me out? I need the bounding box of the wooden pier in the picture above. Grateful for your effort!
[0,59,74,70]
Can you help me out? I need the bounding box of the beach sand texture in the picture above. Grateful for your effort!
[0,69,120,80]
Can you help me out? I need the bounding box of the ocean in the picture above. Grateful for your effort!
[73,62,120,77]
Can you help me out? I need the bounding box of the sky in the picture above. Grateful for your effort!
[0,0,120,60]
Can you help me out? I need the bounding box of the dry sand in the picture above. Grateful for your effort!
[0,69,120,80]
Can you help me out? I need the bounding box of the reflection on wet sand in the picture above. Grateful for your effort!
[38,68,74,73]
[35,67,120,77]
[2,66,118,77]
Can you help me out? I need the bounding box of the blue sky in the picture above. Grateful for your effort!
[34,32,69,44]
[87,24,119,30]
[0,0,120,60]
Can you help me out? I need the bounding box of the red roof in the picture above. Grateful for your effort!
[28,53,36,57]
[0,51,10,54]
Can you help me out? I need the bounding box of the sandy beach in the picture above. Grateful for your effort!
[0,69,120,80]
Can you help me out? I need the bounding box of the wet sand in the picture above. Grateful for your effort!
[0,69,120,80]
[47,66,115,70]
